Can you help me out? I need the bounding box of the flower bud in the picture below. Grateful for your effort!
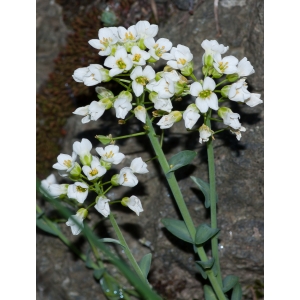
[212,68,223,79]
[100,98,113,110]
[204,54,214,67]
[217,107,231,119]
[121,197,130,207]
[170,111,183,123]
[181,61,194,76]
[221,85,231,98]
[100,160,112,171]
[226,73,239,83]
[111,174,120,186]
[77,208,88,220]
[96,87,114,99]
[147,56,158,63]
[69,162,82,180]
[119,91,133,102]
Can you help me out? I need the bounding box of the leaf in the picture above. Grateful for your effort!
[99,238,126,248]
[223,275,239,293]
[93,268,105,280]
[195,224,220,245]
[196,258,215,270]
[36,217,59,237]
[85,249,96,269]
[167,150,197,174]
[161,218,193,243]
[231,282,242,300]
[96,135,111,145]
[138,253,152,279]
[195,263,207,279]
[191,176,211,208]
[100,273,120,299]
[204,285,218,300]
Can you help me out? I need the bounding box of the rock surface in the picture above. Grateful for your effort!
[37,0,264,299]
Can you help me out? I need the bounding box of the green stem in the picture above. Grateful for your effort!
[145,114,226,300]
[205,111,223,288]
[109,213,148,285]
[111,132,147,140]
[190,73,198,82]
[215,79,229,88]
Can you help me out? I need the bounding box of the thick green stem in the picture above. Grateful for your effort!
[206,114,223,288]
[109,213,148,285]
[146,114,226,300]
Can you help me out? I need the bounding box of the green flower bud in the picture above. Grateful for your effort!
[124,41,136,53]
[100,160,112,171]
[217,107,232,119]
[100,98,113,110]
[181,61,194,76]
[147,56,158,63]
[149,91,158,102]
[138,38,146,50]
[119,91,132,102]
[221,85,231,98]
[111,174,120,186]
[170,111,183,123]
[96,87,114,99]
[77,208,88,219]
[204,54,214,67]
[69,162,82,180]
[121,197,130,207]
[226,73,239,83]
[99,68,111,82]
[211,68,223,79]
[80,153,92,166]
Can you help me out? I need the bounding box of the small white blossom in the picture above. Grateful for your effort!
[128,45,151,66]
[67,182,89,204]
[213,54,238,75]
[245,93,263,107]
[164,44,193,69]
[122,196,144,216]
[66,208,88,235]
[190,77,218,113]
[73,101,106,124]
[104,47,133,77]
[201,40,228,65]
[183,104,201,129]
[199,124,214,144]
[237,57,255,77]
[48,184,68,198]
[230,126,246,141]
[53,152,77,172]
[118,167,138,187]
[130,65,156,97]
[157,111,182,129]
[82,156,107,180]
[114,96,133,119]
[73,138,93,166]
[228,78,251,102]
[41,174,57,193]
[94,196,110,217]
[130,157,149,174]
[134,106,147,123]
[96,145,125,164]
[118,25,138,42]
[147,77,175,99]
[88,27,118,56]
[135,20,158,40]
[144,37,172,60]
[149,92,173,112]
[72,64,109,86]
[223,112,242,130]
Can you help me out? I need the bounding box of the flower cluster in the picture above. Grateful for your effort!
[72,21,262,143]
[41,138,148,235]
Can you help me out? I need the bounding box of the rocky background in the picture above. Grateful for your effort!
[36,0,264,299]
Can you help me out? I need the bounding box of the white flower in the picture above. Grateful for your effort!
[134,106,146,123]
[128,45,151,66]
[96,145,125,164]
[67,182,89,204]
[94,196,110,217]
[122,196,144,216]
[72,64,109,86]
[73,100,106,124]
[82,156,107,180]
[147,77,175,99]
[88,27,118,56]
[53,152,77,172]
[118,167,138,187]
[48,184,68,198]
[41,174,57,193]
[183,104,201,129]
[213,54,238,75]
[230,126,246,141]
[66,208,88,235]
[118,25,138,42]
[165,44,193,69]
[130,157,149,174]
[73,138,92,166]
[223,112,242,130]
[237,57,255,77]
[201,40,228,65]
[190,77,218,113]
[228,78,251,102]
[130,65,156,97]
[135,20,158,40]
[157,111,182,129]
[199,124,214,144]
[144,37,172,60]
[245,93,263,107]
[104,47,133,77]
[114,97,132,119]
[149,92,173,112]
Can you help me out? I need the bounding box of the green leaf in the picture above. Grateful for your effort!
[223,275,239,293]
[195,263,207,279]
[93,268,105,280]
[204,285,218,300]
[195,224,220,245]
[196,258,215,270]
[167,150,197,174]
[96,135,111,145]
[161,218,193,243]
[231,282,242,300]
[36,217,59,237]
[99,238,126,248]
[190,176,211,208]
[138,253,152,279]
[100,273,120,299]
[85,249,96,269]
